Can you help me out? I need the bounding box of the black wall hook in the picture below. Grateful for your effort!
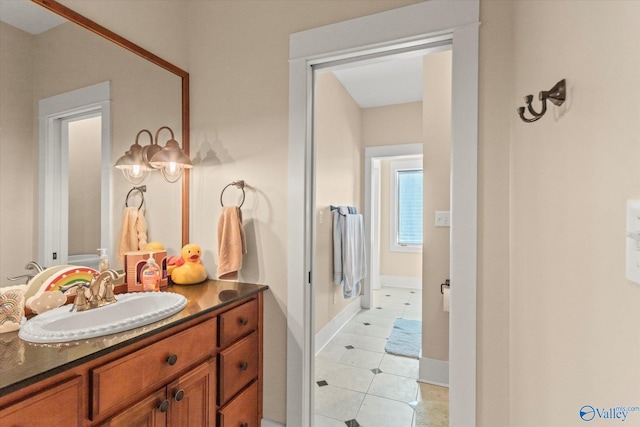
[518,79,566,123]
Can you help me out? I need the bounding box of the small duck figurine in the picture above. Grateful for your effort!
[169,244,207,285]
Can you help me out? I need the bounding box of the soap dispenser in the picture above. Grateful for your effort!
[140,253,160,292]
[98,248,109,272]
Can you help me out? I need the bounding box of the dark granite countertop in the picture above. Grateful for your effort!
[0,280,268,397]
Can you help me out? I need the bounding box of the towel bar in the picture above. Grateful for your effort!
[220,180,245,208]
[125,185,146,210]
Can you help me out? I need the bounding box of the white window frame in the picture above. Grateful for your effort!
[390,159,423,253]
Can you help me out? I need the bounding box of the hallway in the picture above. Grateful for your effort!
[314,286,448,427]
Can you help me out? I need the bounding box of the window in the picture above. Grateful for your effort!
[390,159,423,253]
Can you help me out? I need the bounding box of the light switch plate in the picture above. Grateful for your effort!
[435,211,450,227]
[626,200,640,284]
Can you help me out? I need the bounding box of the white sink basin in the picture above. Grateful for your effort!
[19,292,187,343]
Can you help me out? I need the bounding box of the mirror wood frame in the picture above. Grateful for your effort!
[32,0,190,247]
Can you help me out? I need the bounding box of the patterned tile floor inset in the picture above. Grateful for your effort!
[314,286,449,427]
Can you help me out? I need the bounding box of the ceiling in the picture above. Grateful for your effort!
[0,0,65,34]
[332,54,425,109]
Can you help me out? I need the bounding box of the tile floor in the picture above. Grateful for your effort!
[314,286,449,427]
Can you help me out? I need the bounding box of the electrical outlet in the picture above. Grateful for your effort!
[435,211,450,227]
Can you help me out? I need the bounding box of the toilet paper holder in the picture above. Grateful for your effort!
[440,279,450,294]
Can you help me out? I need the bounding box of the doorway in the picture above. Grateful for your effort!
[314,142,428,426]
[312,45,452,424]
[38,81,112,268]
[287,2,479,426]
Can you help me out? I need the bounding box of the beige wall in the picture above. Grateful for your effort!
[0,22,35,284]
[362,102,423,148]
[184,1,420,422]
[508,1,640,425]
[60,0,189,71]
[477,0,511,425]
[0,12,184,282]
[34,21,183,261]
[68,117,102,255]
[478,0,640,425]
[314,72,363,333]
[23,1,640,426]
[363,103,423,280]
[422,50,451,362]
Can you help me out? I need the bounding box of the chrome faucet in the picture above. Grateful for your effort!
[7,261,45,283]
[71,269,119,312]
[24,261,44,273]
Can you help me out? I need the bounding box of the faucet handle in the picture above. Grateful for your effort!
[70,284,88,312]
[103,278,117,303]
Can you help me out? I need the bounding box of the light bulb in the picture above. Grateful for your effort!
[161,162,183,183]
[167,162,178,175]
[131,164,143,178]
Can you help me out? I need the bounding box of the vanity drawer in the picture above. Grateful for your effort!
[218,381,259,427]
[218,298,258,347]
[91,316,217,419]
[218,332,258,405]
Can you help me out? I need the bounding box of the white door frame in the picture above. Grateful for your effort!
[363,143,424,309]
[287,2,479,426]
[38,81,112,267]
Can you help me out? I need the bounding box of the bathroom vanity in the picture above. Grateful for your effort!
[0,280,267,427]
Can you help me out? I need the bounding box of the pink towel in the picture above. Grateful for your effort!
[117,207,148,265]
[216,207,247,280]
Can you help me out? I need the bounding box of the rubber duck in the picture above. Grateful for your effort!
[169,244,207,285]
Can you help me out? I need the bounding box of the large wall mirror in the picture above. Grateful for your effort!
[0,0,189,283]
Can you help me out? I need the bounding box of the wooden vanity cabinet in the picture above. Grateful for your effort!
[100,358,216,427]
[91,317,218,420]
[99,388,166,427]
[0,376,83,427]
[0,291,264,427]
[216,299,262,427]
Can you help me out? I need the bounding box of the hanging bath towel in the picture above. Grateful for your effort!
[117,206,148,265]
[333,207,366,299]
[217,206,247,280]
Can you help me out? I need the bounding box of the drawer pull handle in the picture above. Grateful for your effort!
[240,361,249,371]
[174,389,185,402]
[241,423,248,427]
[240,317,249,326]
[158,399,170,413]
[166,354,178,366]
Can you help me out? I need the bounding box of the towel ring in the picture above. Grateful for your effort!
[126,185,146,210]
[220,180,245,208]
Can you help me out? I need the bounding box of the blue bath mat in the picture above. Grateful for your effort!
[384,318,421,359]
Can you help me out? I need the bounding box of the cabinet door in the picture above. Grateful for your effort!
[0,376,82,427]
[91,317,217,419]
[168,358,217,427]
[99,388,167,427]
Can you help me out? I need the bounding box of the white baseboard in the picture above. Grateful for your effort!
[379,275,422,290]
[418,356,449,387]
[314,296,362,355]
[262,419,285,427]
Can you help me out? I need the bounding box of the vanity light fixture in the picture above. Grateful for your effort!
[114,129,154,184]
[517,79,566,123]
[149,126,193,183]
